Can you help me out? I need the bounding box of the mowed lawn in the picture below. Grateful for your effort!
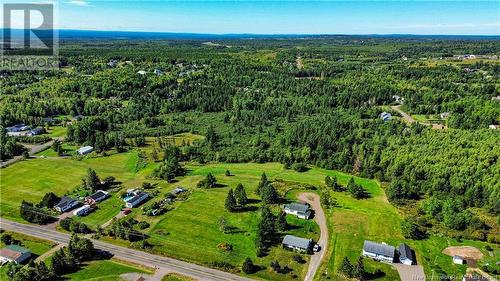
[63,259,151,281]
[0,151,140,222]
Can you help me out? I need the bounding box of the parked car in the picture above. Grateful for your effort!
[123,208,132,215]
[313,244,321,252]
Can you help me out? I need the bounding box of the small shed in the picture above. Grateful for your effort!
[453,255,465,265]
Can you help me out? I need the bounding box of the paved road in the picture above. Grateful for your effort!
[0,137,62,168]
[0,219,254,281]
[297,192,329,281]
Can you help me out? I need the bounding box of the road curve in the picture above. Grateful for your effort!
[0,219,254,281]
[297,192,329,281]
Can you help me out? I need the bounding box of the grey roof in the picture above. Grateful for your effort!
[363,240,395,258]
[55,196,77,208]
[285,202,310,213]
[89,190,108,200]
[398,243,414,261]
[128,192,149,206]
[282,235,312,250]
[463,276,489,281]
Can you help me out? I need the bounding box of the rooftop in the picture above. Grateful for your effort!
[398,243,414,261]
[5,245,30,254]
[363,240,395,258]
[282,235,312,249]
[285,202,310,213]
[55,196,77,208]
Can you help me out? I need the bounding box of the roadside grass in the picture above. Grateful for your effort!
[0,231,56,256]
[162,273,196,281]
[36,143,78,157]
[63,259,151,281]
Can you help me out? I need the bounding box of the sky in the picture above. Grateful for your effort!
[2,1,500,35]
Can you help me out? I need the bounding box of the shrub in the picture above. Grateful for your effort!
[137,221,150,230]
[217,242,233,252]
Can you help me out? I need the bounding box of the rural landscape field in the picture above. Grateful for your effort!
[1,1,499,280]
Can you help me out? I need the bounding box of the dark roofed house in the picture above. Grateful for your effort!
[282,235,313,253]
[284,202,312,219]
[398,243,415,265]
[55,196,79,213]
[362,240,395,263]
[85,190,109,205]
[0,245,31,265]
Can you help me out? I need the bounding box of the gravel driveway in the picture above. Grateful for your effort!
[297,192,328,281]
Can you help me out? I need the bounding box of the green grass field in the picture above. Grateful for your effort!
[162,273,195,281]
[2,151,498,281]
[63,259,151,281]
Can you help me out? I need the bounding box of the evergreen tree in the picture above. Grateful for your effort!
[255,206,276,251]
[354,257,366,280]
[347,177,367,199]
[276,210,288,231]
[234,183,248,205]
[255,172,268,195]
[225,189,237,212]
[325,175,332,188]
[242,257,255,274]
[85,168,101,192]
[261,184,279,204]
[225,169,231,176]
[339,257,354,278]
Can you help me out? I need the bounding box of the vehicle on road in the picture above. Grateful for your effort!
[313,244,321,252]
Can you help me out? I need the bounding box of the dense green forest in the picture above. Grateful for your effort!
[1,37,499,241]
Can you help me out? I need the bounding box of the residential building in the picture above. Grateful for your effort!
[6,124,26,133]
[440,112,451,119]
[137,70,147,75]
[0,245,31,265]
[453,255,465,264]
[154,68,163,75]
[55,196,79,213]
[282,235,313,253]
[73,205,92,216]
[489,125,499,129]
[26,127,44,136]
[77,146,94,155]
[362,240,395,263]
[85,190,109,205]
[284,202,312,219]
[398,243,415,265]
[125,192,149,208]
[380,112,392,122]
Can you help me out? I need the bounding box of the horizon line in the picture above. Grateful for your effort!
[2,28,500,38]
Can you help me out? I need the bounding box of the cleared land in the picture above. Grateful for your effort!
[2,151,498,281]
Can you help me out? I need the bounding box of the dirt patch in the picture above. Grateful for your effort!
[442,246,484,260]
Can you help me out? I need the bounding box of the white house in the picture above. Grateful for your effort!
[73,205,92,216]
[137,70,147,75]
[489,125,499,129]
[284,202,312,219]
[125,192,149,208]
[362,240,395,263]
[54,196,79,213]
[0,245,31,265]
[77,146,94,155]
[282,235,313,253]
